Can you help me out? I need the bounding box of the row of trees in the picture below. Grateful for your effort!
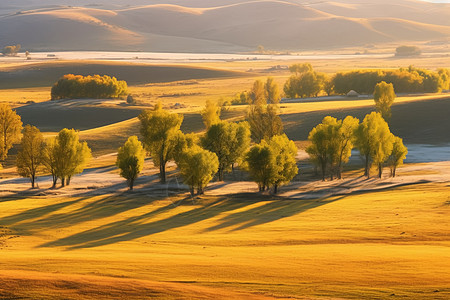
[307,112,407,180]
[116,97,296,194]
[0,104,92,188]
[51,74,128,100]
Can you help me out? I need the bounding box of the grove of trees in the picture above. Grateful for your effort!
[51,74,128,100]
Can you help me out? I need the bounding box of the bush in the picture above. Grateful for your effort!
[395,46,421,57]
[51,74,128,100]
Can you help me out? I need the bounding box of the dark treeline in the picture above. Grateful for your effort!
[51,74,128,100]
[333,66,446,95]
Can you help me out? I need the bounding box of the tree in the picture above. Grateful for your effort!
[334,116,359,179]
[247,104,283,143]
[201,100,221,129]
[307,116,359,181]
[284,64,324,98]
[265,77,281,104]
[388,136,407,177]
[354,112,394,178]
[116,136,145,190]
[245,143,275,192]
[177,146,219,195]
[374,81,395,122]
[0,104,23,161]
[16,125,44,188]
[267,135,298,194]
[201,121,250,181]
[249,80,266,105]
[42,138,59,188]
[139,104,183,183]
[42,129,91,187]
[306,117,337,181]
[2,44,21,56]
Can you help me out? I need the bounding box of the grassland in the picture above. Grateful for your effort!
[0,57,449,299]
[0,182,449,299]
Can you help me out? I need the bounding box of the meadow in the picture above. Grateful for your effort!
[0,55,449,299]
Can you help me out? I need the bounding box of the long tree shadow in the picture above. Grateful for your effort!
[39,196,261,249]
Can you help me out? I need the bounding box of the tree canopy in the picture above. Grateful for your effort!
[374,81,396,122]
[16,125,44,188]
[201,121,250,181]
[201,100,221,129]
[139,104,184,183]
[388,136,408,177]
[42,128,91,187]
[245,134,298,193]
[177,145,219,195]
[0,104,23,161]
[116,136,145,190]
[354,112,394,178]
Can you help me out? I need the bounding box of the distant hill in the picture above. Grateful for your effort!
[0,0,449,52]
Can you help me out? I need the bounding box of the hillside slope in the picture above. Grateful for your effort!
[0,0,449,52]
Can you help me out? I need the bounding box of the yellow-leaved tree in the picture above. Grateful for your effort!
[116,136,145,190]
[0,103,23,163]
[16,125,44,188]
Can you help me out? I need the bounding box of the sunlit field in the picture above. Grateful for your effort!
[0,48,449,299]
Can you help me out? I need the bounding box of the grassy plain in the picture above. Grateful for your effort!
[0,56,449,299]
[0,183,449,299]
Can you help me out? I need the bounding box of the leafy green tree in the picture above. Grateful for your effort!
[306,116,358,181]
[247,104,283,143]
[0,103,23,161]
[267,135,298,194]
[116,136,145,190]
[284,64,324,98]
[245,135,298,193]
[245,143,275,192]
[388,136,408,177]
[249,80,266,105]
[306,117,338,181]
[58,129,91,186]
[16,125,44,188]
[201,100,221,129]
[177,146,219,195]
[374,81,396,121]
[42,129,91,187]
[139,104,183,183]
[355,112,394,178]
[201,121,250,181]
[334,116,359,179]
[265,77,281,104]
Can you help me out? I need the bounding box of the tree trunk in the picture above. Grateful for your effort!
[218,167,224,181]
[129,178,134,191]
[67,176,71,186]
[31,175,35,189]
[321,162,326,181]
[274,184,278,194]
[365,155,370,178]
[190,187,195,196]
[378,163,383,178]
[52,175,57,188]
[61,177,65,187]
[393,167,397,178]
[160,162,166,184]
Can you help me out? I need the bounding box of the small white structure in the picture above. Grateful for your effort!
[346,90,360,97]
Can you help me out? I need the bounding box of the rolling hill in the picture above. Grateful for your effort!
[0,0,449,52]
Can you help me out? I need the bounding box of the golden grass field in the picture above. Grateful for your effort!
[0,57,449,299]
